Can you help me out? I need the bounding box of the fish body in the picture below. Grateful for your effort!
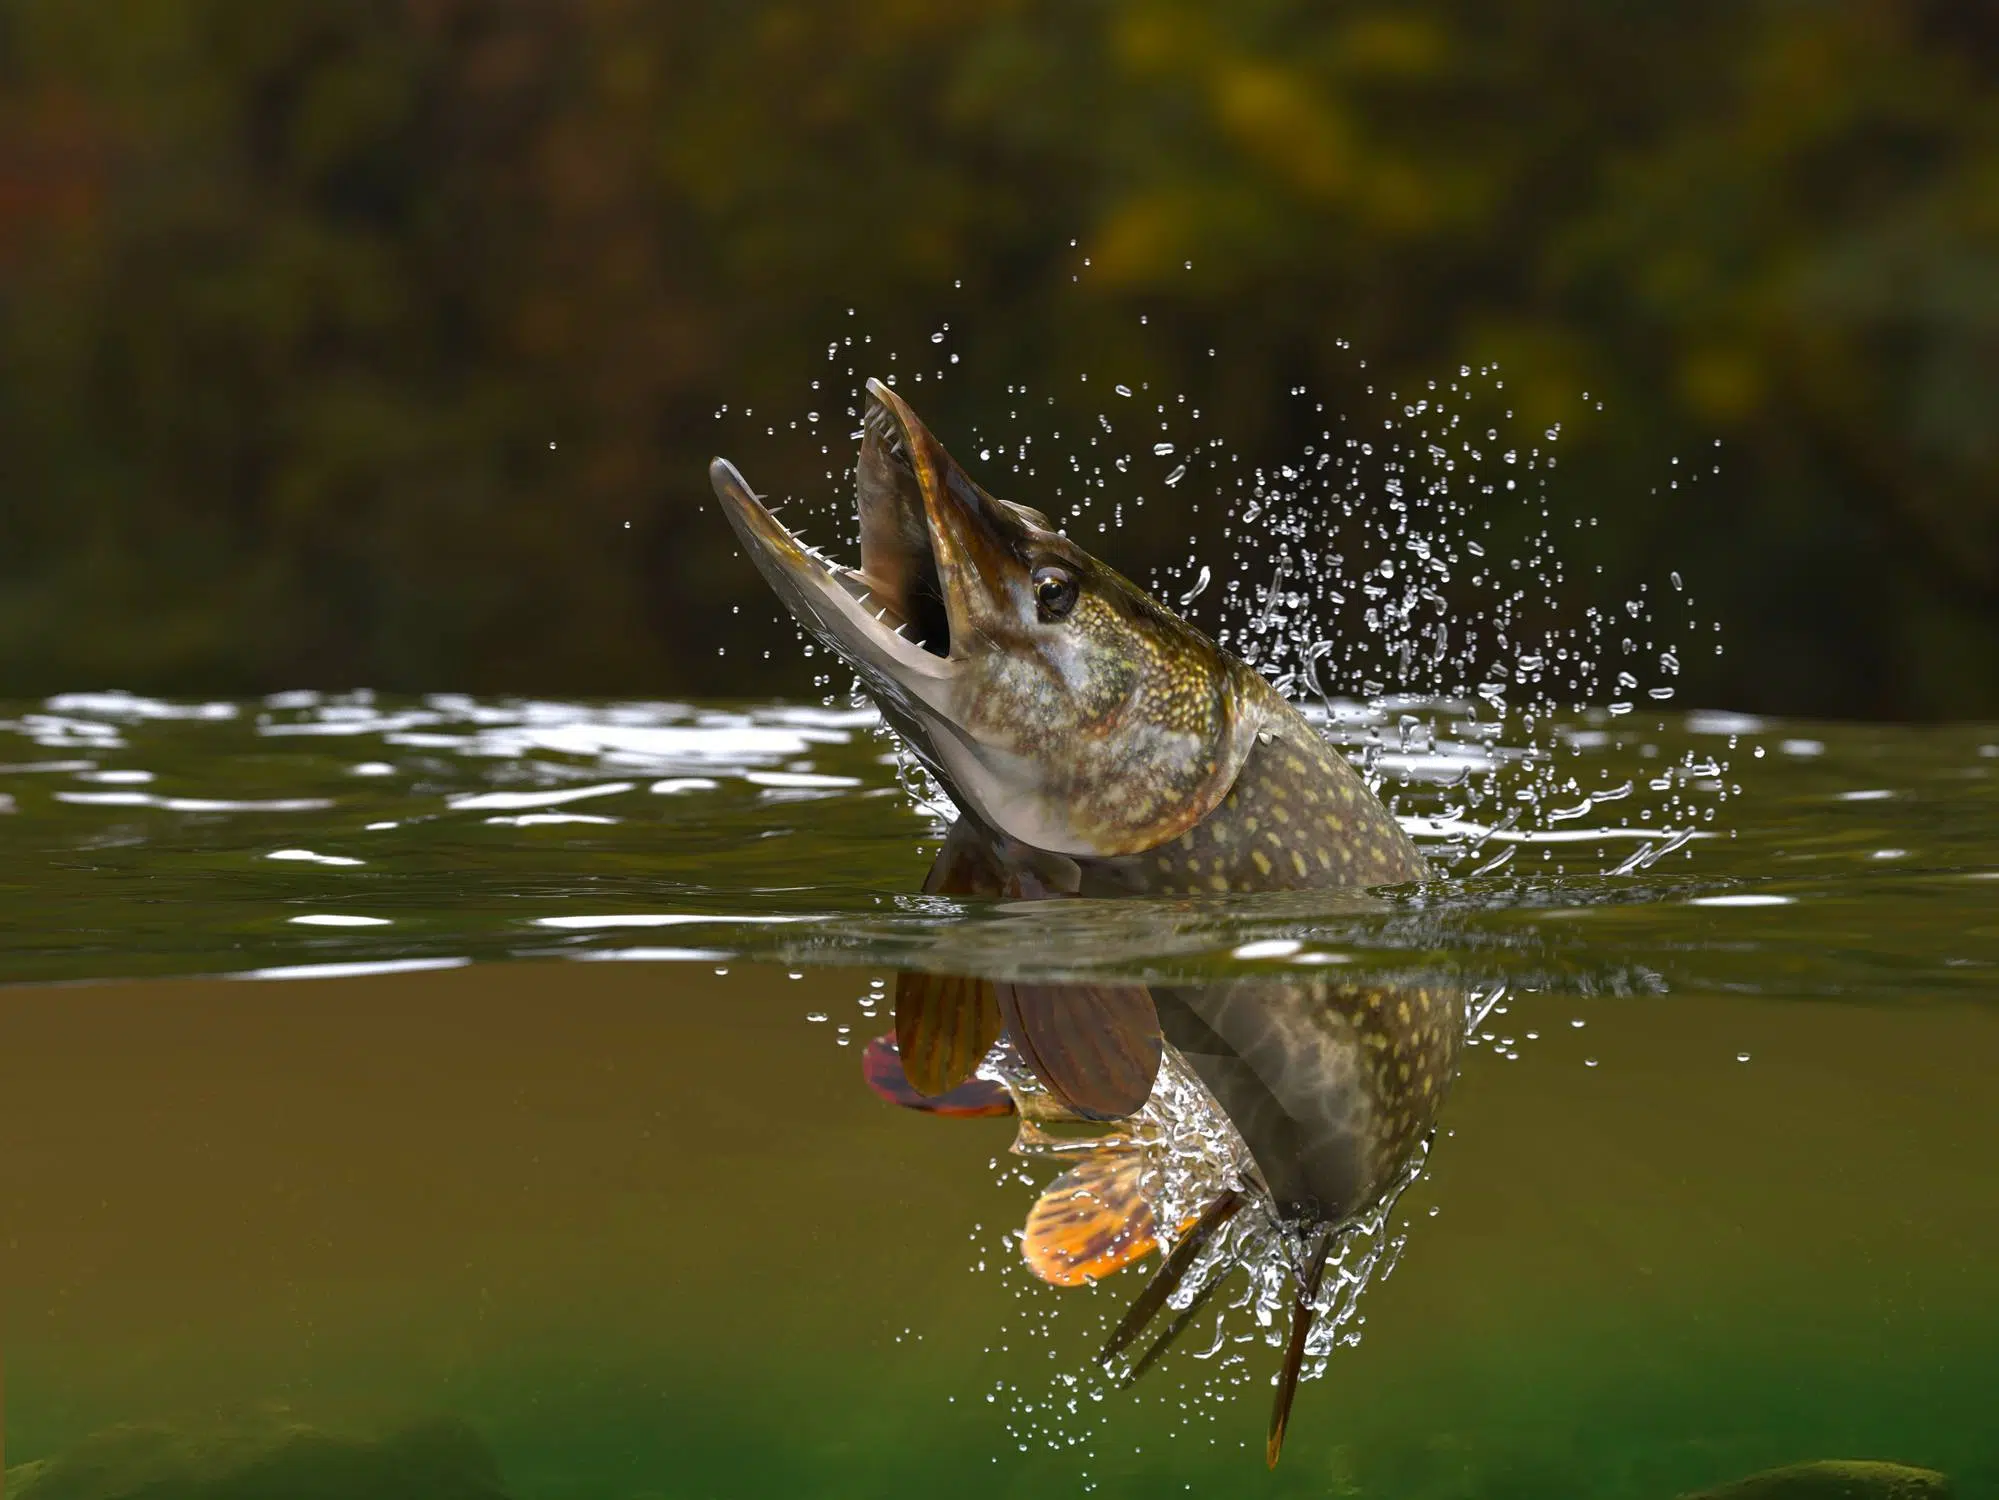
[713,380,1426,878]
[1085,707,1428,895]
[712,380,1461,1464]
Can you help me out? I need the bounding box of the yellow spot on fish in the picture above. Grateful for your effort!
[1290,850,1308,878]
[1271,805,1290,824]
[1285,756,1307,775]
[1316,848,1331,869]
[1251,850,1272,876]
[1324,815,1344,833]
[1245,817,1260,833]
[1180,832,1195,851]
[1208,874,1230,892]
[1265,831,1282,848]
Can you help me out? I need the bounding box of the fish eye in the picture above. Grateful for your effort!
[1032,565,1079,622]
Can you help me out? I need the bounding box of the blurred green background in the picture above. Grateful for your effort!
[1,0,1994,717]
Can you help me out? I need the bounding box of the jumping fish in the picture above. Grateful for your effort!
[711,380,1461,1464]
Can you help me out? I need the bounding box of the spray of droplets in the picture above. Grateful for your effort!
[717,258,1732,879]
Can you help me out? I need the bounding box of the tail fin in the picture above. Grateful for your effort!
[1266,1226,1335,1468]
[1099,1188,1245,1366]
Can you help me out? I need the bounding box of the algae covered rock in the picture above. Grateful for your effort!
[1680,1460,1953,1500]
[9,1412,511,1500]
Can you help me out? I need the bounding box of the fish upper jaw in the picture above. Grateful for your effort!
[707,456,958,708]
[864,377,1043,666]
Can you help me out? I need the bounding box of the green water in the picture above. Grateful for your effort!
[3,693,1997,1498]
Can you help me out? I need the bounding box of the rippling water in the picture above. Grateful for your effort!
[4,690,1997,1499]
[4,690,1995,994]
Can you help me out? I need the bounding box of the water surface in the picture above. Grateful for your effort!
[2,693,1996,1497]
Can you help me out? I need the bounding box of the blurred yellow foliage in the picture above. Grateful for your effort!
[0,0,1992,715]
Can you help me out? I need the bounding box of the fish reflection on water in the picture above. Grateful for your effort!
[712,379,1467,1462]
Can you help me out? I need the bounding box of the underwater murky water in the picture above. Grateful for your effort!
[3,691,1997,1498]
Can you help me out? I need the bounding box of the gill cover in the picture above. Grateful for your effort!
[863,383,1271,857]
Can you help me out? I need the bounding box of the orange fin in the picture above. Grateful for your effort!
[861,1032,1014,1117]
[894,971,1003,1097]
[1267,1227,1335,1469]
[995,981,1161,1121]
[1022,1151,1156,1287]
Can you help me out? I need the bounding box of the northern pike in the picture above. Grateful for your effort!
[711,380,1461,1464]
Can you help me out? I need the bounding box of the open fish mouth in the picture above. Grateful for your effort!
[709,378,968,695]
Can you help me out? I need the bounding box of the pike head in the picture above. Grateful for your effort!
[711,379,1271,857]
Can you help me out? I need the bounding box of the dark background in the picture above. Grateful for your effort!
[2,0,1994,718]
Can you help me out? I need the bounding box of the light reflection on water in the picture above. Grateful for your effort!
[1,691,1994,997]
[0,690,1991,1001]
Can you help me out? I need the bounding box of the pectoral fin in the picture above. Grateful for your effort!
[894,971,1004,1097]
[1022,1151,1156,1287]
[995,981,1162,1121]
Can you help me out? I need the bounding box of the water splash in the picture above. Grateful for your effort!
[739,307,1732,879]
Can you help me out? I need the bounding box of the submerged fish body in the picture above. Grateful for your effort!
[712,381,1462,1463]
[1154,974,1460,1224]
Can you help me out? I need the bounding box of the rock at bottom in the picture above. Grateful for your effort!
[8,1413,512,1500]
[1680,1460,1953,1500]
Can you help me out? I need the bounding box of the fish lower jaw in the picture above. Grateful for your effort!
[831,566,947,657]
